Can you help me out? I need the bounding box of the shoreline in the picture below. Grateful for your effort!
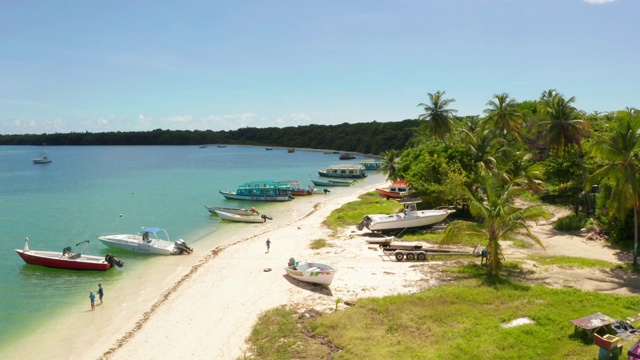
[3,178,391,360]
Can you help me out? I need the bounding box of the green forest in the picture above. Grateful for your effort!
[2,89,639,268]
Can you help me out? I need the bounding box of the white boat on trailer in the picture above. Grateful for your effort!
[205,205,260,216]
[284,257,336,286]
[215,210,272,223]
[357,198,455,233]
[98,227,193,255]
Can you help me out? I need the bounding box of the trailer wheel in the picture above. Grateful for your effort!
[417,253,426,261]
[406,253,416,261]
[395,252,404,261]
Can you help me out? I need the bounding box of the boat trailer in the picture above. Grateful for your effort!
[379,242,481,262]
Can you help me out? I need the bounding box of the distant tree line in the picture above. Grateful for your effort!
[0,120,418,155]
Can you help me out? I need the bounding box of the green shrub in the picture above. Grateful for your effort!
[553,213,588,232]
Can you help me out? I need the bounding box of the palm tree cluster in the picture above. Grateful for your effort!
[384,89,640,273]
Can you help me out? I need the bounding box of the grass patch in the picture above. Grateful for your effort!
[527,255,618,269]
[310,238,328,250]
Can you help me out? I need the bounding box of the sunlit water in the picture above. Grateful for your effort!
[0,145,384,350]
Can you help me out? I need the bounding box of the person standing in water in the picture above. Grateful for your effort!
[89,291,96,310]
[97,283,104,304]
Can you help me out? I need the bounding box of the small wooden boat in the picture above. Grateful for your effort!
[284,258,336,286]
[15,238,124,271]
[205,205,260,216]
[215,210,272,223]
[311,179,351,187]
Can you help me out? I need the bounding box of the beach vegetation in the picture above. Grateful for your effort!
[552,213,589,232]
[323,192,401,230]
[310,239,328,249]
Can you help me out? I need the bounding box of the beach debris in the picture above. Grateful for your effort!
[263,268,272,272]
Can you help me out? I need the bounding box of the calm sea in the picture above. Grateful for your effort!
[0,145,385,350]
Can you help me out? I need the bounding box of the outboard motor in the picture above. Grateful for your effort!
[105,254,125,268]
[261,214,273,221]
[174,239,193,255]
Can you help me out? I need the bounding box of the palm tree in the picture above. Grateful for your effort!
[588,114,640,267]
[380,149,400,181]
[461,127,503,175]
[483,93,523,140]
[417,91,457,146]
[442,171,551,275]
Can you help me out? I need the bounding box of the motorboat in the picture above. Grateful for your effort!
[97,227,193,255]
[33,144,52,164]
[339,153,356,160]
[311,179,352,187]
[219,180,294,201]
[15,238,124,271]
[215,210,272,223]
[284,258,336,286]
[318,164,367,179]
[375,180,411,199]
[357,198,455,232]
[360,159,383,170]
[276,180,313,196]
[205,205,260,216]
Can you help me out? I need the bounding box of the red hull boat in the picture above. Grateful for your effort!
[15,238,123,271]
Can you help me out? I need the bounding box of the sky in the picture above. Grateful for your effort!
[0,0,638,135]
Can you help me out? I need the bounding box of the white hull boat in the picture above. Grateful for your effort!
[98,227,193,255]
[357,198,455,232]
[205,205,260,216]
[284,258,336,286]
[215,210,272,223]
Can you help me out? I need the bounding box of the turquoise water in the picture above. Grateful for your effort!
[0,145,384,349]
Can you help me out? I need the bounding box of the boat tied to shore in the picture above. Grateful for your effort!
[219,180,294,202]
[318,164,367,179]
[15,238,124,270]
[215,210,273,223]
[205,205,260,216]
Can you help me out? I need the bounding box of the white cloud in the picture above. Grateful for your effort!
[582,0,616,4]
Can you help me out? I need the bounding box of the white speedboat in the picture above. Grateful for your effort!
[215,210,272,223]
[97,227,193,255]
[205,205,260,216]
[284,258,336,286]
[356,198,455,232]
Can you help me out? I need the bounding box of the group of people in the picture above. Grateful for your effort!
[89,283,104,310]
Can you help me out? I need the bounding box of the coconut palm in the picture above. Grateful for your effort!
[588,114,640,266]
[380,149,400,181]
[442,171,551,275]
[483,93,523,140]
[417,91,457,146]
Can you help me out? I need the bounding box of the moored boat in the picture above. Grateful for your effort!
[32,144,52,164]
[318,164,367,179]
[360,159,383,170]
[215,210,272,223]
[98,227,193,255]
[375,180,411,199]
[339,153,356,160]
[284,258,336,286]
[205,205,260,216]
[219,180,294,201]
[15,238,124,271]
[276,180,313,196]
[357,198,455,233]
[311,179,352,187]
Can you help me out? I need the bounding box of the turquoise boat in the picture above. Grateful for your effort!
[311,179,352,187]
[360,159,383,170]
[219,180,294,201]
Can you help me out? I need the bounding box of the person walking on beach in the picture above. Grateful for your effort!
[97,283,104,304]
[89,291,96,311]
[266,238,271,253]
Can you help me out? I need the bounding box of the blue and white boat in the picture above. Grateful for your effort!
[318,164,367,179]
[360,159,382,170]
[219,180,294,201]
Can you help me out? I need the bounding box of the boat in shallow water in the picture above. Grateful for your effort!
[15,238,124,270]
[205,205,260,216]
[219,180,294,201]
[98,227,193,255]
[318,164,367,179]
[215,210,272,223]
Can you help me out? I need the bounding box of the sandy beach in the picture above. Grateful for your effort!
[4,180,639,360]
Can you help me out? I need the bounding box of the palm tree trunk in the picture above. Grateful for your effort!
[634,200,638,267]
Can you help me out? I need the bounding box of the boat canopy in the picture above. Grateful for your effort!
[141,227,164,234]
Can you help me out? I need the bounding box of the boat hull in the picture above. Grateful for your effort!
[311,180,351,187]
[15,249,111,270]
[98,235,176,255]
[215,210,267,223]
[205,206,260,216]
[284,262,336,286]
[361,210,453,232]
[219,190,292,202]
[375,188,408,199]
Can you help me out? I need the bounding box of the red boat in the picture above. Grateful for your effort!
[375,180,411,199]
[15,238,124,271]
